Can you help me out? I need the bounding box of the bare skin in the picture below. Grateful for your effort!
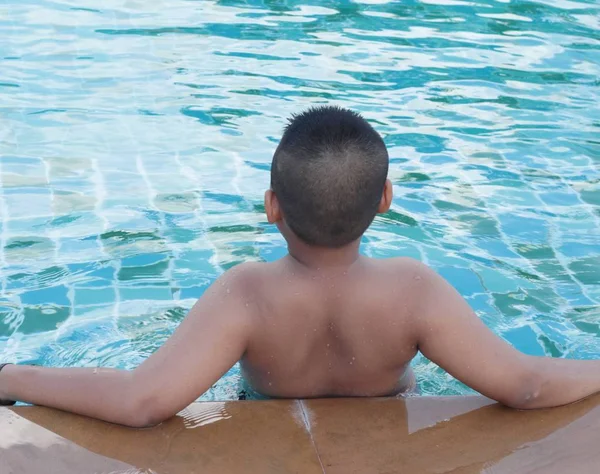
[2,180,600,427]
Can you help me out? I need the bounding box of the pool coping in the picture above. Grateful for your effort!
[2,394,600,473]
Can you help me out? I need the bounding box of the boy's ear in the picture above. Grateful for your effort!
[264,189,283,223]
[378,179,393,214]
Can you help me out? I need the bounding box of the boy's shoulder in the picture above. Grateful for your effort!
[367,255,429,277]
[216,261,272,289]
[365,256,434,304]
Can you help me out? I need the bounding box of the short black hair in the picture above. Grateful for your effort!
[271,106,389,248]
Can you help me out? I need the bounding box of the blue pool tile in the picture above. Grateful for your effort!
[73,303,116,320]
[179,286,208,300]
[3,190,53,218]
[424,247,468,268]
[536,320,574,348]
[497,214,549,244]
[393,197,434,214]
[20,285,70,307]
[259,243,289,262]
[19,305,71,334]
[477,239,521,259]
[476,267,524,293]
[539,192,581,207]
[58,237,103,257]
[119,287,174,301]
[420,154,457,165]
[118,257,170,282]
[486,189,543,208]
[174,276,212,290]
[121,252,169,268]
[466,294,503,327]
[559,242,600,259]
[174,250,218,275]
[437,266,484,297]
[74,287,116,306]
[503,325,546,357]
[69,263,115,287]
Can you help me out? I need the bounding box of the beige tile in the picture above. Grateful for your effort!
[304,395,600,474]
[0,409,135,474]
[6,395,600,474]
[11,400,324,474]
[481,405,600,474]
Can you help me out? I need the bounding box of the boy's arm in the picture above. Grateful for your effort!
[0,266,254,427]
[411,260,600,409]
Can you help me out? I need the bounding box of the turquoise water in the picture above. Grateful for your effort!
[0,0,599,400]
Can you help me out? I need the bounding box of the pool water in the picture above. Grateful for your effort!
[1,0,599,400]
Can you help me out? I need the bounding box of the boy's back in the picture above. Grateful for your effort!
[241,256,419,399]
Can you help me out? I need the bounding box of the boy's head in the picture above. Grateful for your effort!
[267,106,391,248]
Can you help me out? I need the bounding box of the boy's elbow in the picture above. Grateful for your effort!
[499,370,544,410]
[501,389,541,410]
[123,394,171,428]
[125,409,161,429]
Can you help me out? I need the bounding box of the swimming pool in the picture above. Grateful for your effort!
[0,0,598,400]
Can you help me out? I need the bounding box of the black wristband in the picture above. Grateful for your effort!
[0,363,16,406]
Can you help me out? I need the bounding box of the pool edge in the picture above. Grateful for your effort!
[3,394,600,473]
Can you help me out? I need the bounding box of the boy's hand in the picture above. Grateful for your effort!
[0,364,16,406]
[411,260,600,409]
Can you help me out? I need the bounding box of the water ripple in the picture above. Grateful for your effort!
[0,0,599,398]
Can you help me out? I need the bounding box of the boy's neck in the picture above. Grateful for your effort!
[286,237,361,269]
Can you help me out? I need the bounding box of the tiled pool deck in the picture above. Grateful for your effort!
[3,395,600,473]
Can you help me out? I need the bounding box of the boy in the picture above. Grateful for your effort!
[1,106,599,427]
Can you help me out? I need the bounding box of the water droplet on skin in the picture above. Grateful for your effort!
[326,344,330,347]
[245,303,249,307]
[352,356,356,361]
[269,382,272,387]
[349,361,353,365]
[93,368,98,375]
[226,288,230,294]
[267,371,271,375]
[414,275,422,281]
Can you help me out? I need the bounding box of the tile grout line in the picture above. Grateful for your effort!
[298,400,327,474]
